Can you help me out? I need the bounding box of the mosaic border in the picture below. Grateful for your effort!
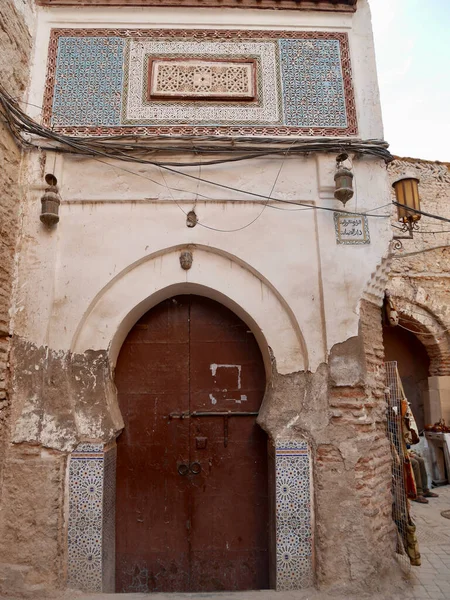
[42,28,357,138]
[122,40,282,126]
[275,439,313,590]
[68,442,117,593]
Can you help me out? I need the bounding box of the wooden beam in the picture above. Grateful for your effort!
[36,0,357,11]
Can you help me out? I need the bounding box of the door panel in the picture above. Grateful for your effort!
[115,295,268,593]
[115,297,191,593]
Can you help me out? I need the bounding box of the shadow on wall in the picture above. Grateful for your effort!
[383,324,430,432]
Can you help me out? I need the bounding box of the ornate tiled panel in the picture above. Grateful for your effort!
[43,29,357,137]
[68,443,116,593]
[148,58,257,100]
[52,38,125,128]
[275,439,313,590]
[280,39,347,128]
[124,39,281,125]
[68,437,312,591]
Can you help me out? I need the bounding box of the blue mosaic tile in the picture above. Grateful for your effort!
[279,39,347,129]
[68,443,117,593]
[68,451,104,592]
[275,439,313,590]
[44,30,356,136]
[52,37,125,127]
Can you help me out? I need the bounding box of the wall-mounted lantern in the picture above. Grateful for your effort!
[334,153,354,206]
[40,174,60,227]
[392,175,421,249]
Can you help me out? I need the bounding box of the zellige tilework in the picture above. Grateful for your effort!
[43,29,357,137]
[68,443,116,593]
[275,439,313,590]
[52,37,124,128]
[280,39,347,128]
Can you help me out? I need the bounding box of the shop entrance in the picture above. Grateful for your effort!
[114,295,269,593]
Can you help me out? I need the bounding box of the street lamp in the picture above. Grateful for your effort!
[392,175,421,249]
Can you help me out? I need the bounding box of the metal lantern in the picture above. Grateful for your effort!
[334,154,354,205]
[40,174,60,226]
[393,176,421,223]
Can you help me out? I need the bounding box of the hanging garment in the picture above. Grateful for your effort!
[406,519,421,566]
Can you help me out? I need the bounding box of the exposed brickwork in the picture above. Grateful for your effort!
[358,300,393,525]
[0,0,33,496]
[308,302,397,589]
[388,158,450,376]
[326,300,394,564]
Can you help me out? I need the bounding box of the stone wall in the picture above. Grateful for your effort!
[0,1,400,595]
[387,159,450,377]
[0,0,35,595]
[386,158,450,426]
[259,298,398,593]
[0,0,34,490]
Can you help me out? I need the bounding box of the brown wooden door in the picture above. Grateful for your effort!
[115,295,269,593]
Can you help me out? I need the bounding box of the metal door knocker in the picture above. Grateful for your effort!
[190,462,201,475]
[178,463,189,476]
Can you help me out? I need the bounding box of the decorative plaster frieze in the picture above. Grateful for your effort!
[43,29,357,138]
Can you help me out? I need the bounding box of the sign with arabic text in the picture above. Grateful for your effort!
[334,212,370,245]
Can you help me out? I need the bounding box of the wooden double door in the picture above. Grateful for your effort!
[115,295,269,593]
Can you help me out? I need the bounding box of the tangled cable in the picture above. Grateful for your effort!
[0,85,394,167]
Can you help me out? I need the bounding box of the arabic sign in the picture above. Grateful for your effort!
[334,213,370,245]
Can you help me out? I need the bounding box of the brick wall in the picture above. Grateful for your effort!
[313,300,397,589]
[387,158,450,376]
[0,0,34,489]
[356,300,394,545]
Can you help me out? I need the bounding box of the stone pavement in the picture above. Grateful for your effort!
[4,486,450,600]
[408,483,450,599]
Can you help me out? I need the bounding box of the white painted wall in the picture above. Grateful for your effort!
[14,0,391,375]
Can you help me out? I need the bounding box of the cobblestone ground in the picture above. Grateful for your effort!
[4,486,450,600]
[408,483,450,599]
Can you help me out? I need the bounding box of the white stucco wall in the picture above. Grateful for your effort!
[13,0,391,375]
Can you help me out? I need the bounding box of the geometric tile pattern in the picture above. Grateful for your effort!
[43,29,357,137]
[280,39,347,128]
[275,439,313,590]
[124,39,281,126]
[67,438,312,591]
[68,443,116,593]
[52,37,125,128]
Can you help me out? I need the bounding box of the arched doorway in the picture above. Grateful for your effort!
[383,323,430,432]
[114,295,269,593]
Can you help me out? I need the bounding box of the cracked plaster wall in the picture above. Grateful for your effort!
[1,299,397,596]
[0,1,399,595]
[259,299,396,592]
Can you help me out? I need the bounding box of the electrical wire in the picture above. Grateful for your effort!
[398,310,450,324]
[397,323,450,339]
[393,224,450,234]
[0,86,395,218]
[0,84,394,166]
[393,201,450,224]
[7,87,450,225]
[391,244,450,258]
[157,141,296,232]
[399,315,443,330]
[364,203,393,213]
[78,150,394,219]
